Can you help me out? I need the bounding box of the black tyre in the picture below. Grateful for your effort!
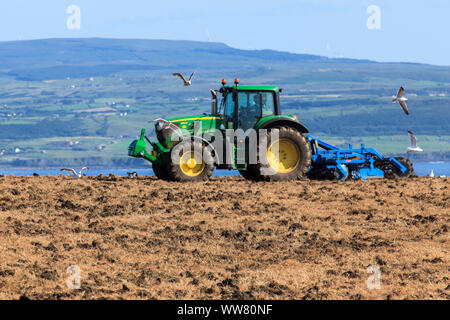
[377,157,414,178]
[152,162,170,180]
[307,165,336,180]
[392,157,414,178]
[255,127,312,181]
[238,165,258,180]
[167,140,215,182]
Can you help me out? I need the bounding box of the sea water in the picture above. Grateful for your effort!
[0,162,448,177]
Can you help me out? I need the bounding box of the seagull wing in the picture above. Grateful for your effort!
[399,100,409,115]
[397,86,405,98]
[61,168,77,176]
[188,71,195,81]
[80,167,89,172]
[408,130,417,148]
[173,73,187,84]
[210,89,217,99]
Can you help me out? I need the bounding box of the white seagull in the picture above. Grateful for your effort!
[172,71,195,86]
[407,130,423,153]
[392,86,409,115]
[428,169,435,177]
[60,167,89,178]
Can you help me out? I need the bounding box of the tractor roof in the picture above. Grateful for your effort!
[225,85,280,92]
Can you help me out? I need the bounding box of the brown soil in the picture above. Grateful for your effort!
[0,175,448,300]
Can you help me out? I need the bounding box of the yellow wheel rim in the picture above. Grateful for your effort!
[267,139,300,174]
[180,151,205,177]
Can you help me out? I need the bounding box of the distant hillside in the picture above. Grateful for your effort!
[0,38,448,83]
[0,38,366,81]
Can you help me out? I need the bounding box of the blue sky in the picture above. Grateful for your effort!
[1,0,449,65]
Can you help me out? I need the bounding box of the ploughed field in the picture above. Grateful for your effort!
[0,175,448,300]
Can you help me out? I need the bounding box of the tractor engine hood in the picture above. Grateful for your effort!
[168,114,221,126]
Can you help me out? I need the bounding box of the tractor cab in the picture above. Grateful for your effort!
[214,79,282,131]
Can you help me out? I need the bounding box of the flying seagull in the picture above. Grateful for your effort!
[392,86,409,115]
[60,167,89,178]
[172,71,195,86]
[407,130,423,153]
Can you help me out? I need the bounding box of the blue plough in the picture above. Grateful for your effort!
[305,135,411,181]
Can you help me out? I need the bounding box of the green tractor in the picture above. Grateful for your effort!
[128,79,312,181]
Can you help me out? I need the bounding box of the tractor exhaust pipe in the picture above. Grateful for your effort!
[210,89,218,115]
[211,99,217,115]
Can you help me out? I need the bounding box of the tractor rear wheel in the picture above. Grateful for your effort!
[255,127,312,181]
[167,140,214,181]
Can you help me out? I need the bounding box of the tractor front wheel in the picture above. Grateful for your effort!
[167,140,215,181]
[152,162,170,181]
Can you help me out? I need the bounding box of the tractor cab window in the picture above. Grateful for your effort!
[261,92,276,116]
[223,92,236,121]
